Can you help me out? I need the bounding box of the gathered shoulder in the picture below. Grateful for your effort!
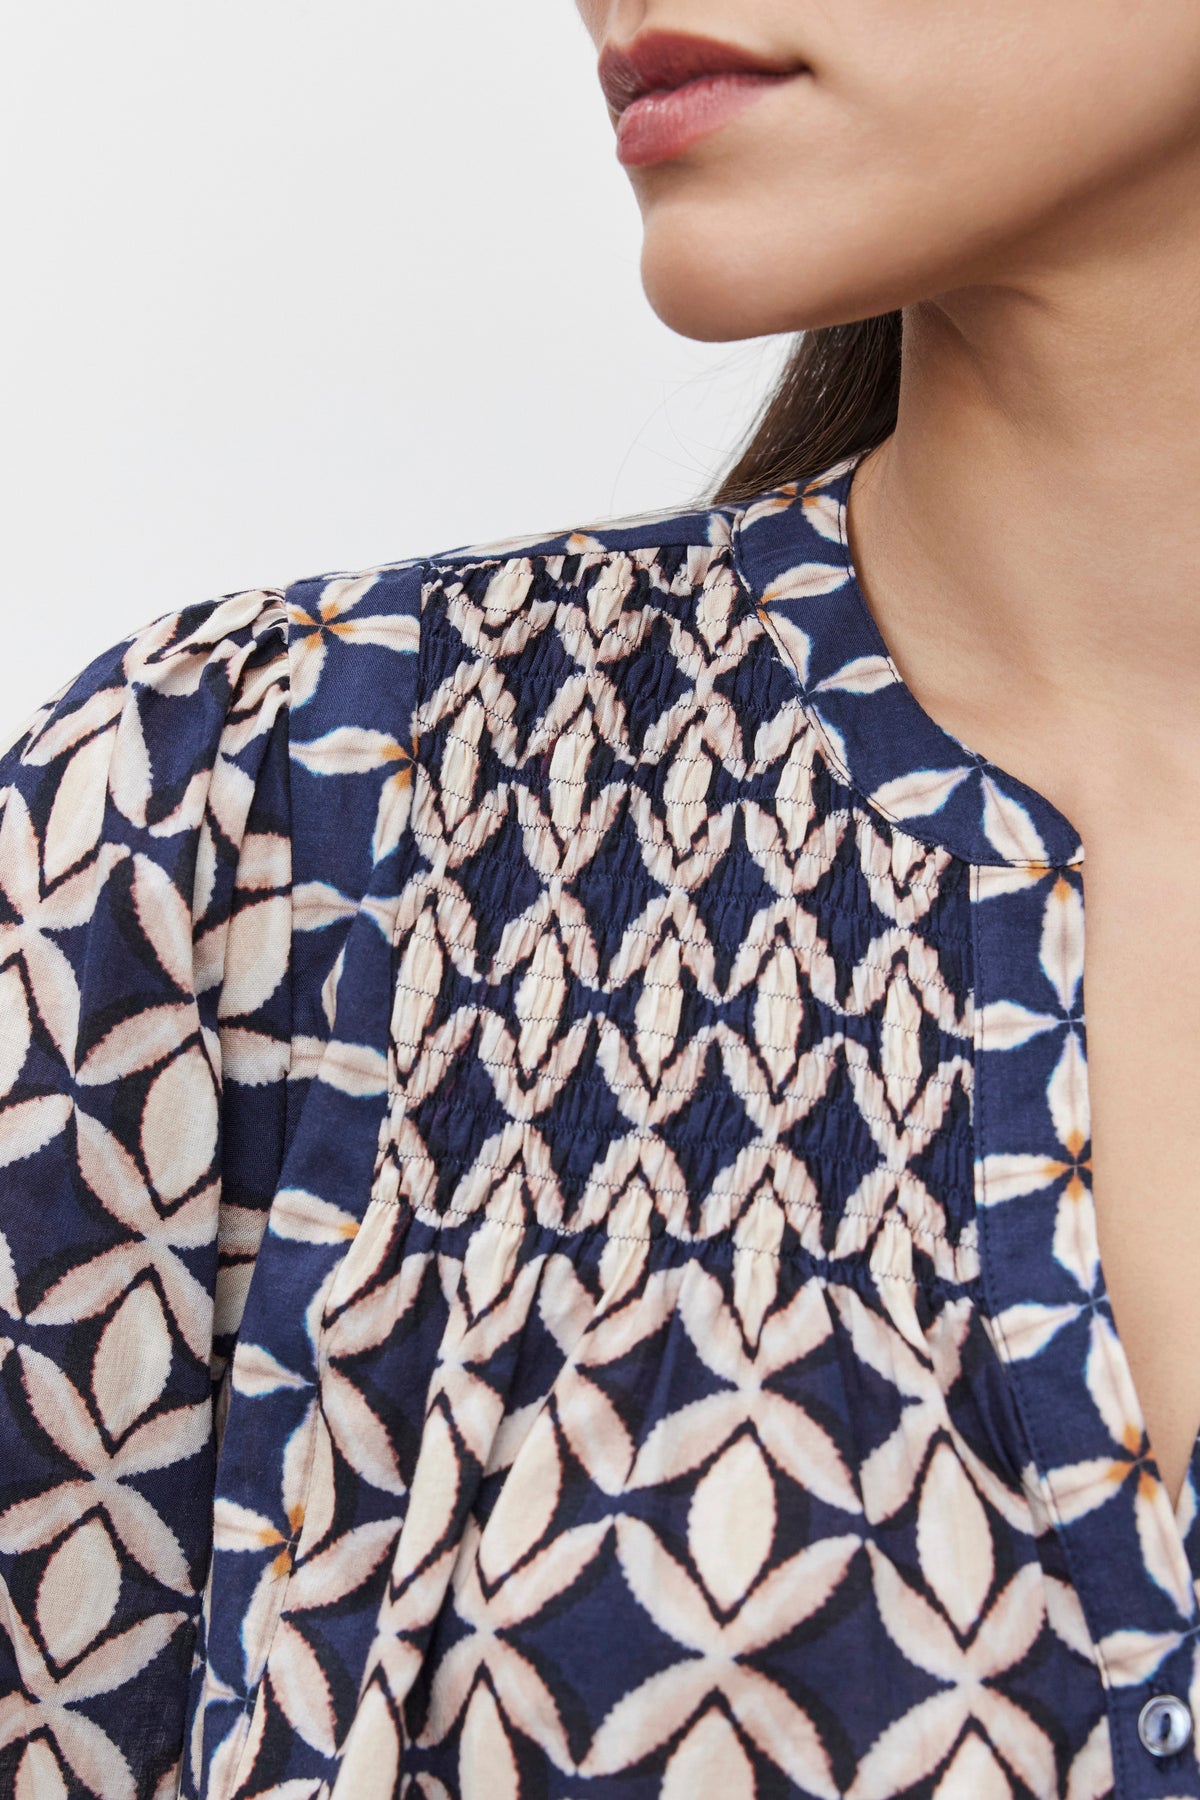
[0,584,289,770]
[0,483,754,929]
[270,489,745,752]
[255,488,738,636]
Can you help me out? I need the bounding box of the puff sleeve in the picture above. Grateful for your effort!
[0,588,296,1795]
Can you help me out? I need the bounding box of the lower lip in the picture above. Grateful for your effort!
[616,71,804,168]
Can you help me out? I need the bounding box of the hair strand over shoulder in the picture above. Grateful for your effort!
[708,310,903,505]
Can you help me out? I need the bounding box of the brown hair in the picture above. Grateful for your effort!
[707,311,903,505]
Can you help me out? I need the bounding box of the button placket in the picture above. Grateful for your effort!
[972,868,1200,1798]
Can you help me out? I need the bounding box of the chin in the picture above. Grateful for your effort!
[637,210,899,343]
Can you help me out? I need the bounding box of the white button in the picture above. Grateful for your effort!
[1137,1694,1193,1758]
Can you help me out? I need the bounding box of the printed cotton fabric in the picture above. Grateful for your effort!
[1,455,1198,1800]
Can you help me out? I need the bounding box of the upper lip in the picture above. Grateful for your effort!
[597,30,804,116]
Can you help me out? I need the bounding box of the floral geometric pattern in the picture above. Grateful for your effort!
[0,454,1195,1797]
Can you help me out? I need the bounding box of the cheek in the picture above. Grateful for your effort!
[627,68,983,336]
[623,69,1087,340]
[843,7,1200,243]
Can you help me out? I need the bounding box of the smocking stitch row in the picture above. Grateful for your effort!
[431,568,734,633]
[386,1037,970,1132]
[376,1180,978,1267]
[407,844,968,937]
[412,675,777,764]
[418,725,802,794]
[396,908,969,999]
[384,1099,974,1206]
[429,614,726,674]
[409,806,957,900]
[387,975,969,1091]
[395,925,971,1032]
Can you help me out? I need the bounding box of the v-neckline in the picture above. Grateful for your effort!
[730,451,1200,1640]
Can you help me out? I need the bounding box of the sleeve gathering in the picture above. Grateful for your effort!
[0,587,296,1790]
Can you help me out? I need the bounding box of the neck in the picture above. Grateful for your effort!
[848,206,1200,821]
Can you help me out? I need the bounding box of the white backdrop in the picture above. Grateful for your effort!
[0,0,789,740]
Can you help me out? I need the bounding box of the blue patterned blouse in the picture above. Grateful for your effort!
[1,451,1196,1800]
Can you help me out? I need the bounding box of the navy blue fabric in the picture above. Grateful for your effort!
[0,457,1195,1799]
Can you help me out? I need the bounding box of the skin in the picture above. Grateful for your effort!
[575,0,1200,1511]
